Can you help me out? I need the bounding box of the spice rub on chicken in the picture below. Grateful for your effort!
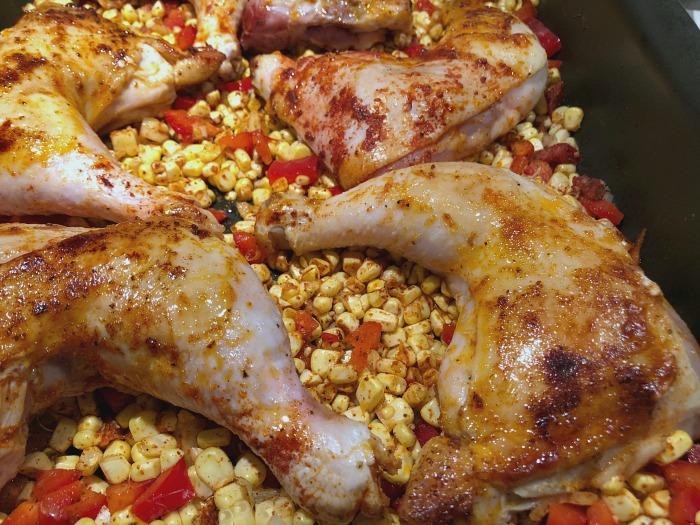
[251,0,548,189]
[0,3,224,233]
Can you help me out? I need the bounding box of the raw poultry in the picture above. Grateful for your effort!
[251,0,548,189]
[256,161,700,524]
[0,3,223,233]
[0,217,385,525]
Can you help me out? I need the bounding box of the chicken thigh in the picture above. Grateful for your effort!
[251,1,547,189]
[256,162,700,524]
[0,217,385,525]
[241,0,412,53]
[0,4,223,233]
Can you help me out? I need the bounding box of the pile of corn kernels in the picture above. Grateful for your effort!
[1,1,693,525]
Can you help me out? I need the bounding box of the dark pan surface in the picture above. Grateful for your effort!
[1,0,699,337]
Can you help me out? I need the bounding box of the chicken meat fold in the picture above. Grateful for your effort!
[0,217,386,525]
[256,162,700,524]
[0,3,223,233]
[251,1,547,189]
[190,0,246,68]
[241,0,412,53]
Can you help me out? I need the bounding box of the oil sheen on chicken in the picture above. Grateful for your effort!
[251,1,547,189]
[0,218,386,525]
[256,161,700,524]
[0,3,223,233]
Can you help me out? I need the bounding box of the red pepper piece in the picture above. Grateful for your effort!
[545,81,565,115]
[345,321,382,373]
[106,479,154,514]
[175,24,197,49]
[219,77,254,93]
[573,175,607,201]
[218,131,254,155]
[293,311,320,341]
[510,155,529,175]
[587,499,616,525]
[172,95,198,111]
[523,159,553,182]
[252,130,273,165]
[131,459,196,523]
[413,418,440,446]
[546,503,587,525]
[441,322,456,345]
[523,17,562,57]
[402,43,426,58]
[34,470,81,501]
[579,198,624,226]
[4,502,39,525]
[515,0,537,20]
[328,186,343,196]
[321,331,340,344]
[64,489,107,522]
[163,8,184,29]
[414,0,437,15]
[534,143,580,167]
[267,156,319,186]
[38,480,83,525]
[232,231,267,264]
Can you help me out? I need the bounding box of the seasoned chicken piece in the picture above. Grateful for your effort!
[0,217,385,525]
[256,162,700,524]
[251,1,547,189]
[241,0,412,53]
[0,4,224,233]
[190,0,246,66]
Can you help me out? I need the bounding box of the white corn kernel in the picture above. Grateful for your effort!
[293,508,315,525]
[420,398,441,428]
[356,374,386,411]
[603,488,642,522]
[187,465,214,499]
[363,308,398,332]
[563,106,584,131]
[311,349,341,378]
[20,451,52,476]
[214,480,251,510]
[219,501,255,525]
[197,428,231,448]
[116,403,141,428]
[654,430,693,465]
[130,457,161,482]
[195,447,235,491]
[110,508,146,525]
[104,440,131,459]
[377,373,407,396]
[82,475,109,495]
[160,448,185,471]
[54,454,80,469]
[100,455,131,484]
[328,364,359,385]
[234,452,267,488]
[629,472,665,494]
[77,446,103,476]
[600,474,626,495]
[73,429,100,450]
[393,423,417,448]
[179,503,199,525]
[378,397,414,430]
[343,406,372,425]
[642,489,670,518]
[50,417,78,453]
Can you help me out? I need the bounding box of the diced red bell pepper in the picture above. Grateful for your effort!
[98,387,134,413]
[176,24,197,50]
[34,470,81,501]
[163,110,218,144]
[38,480,82,525]
[294,311,320,341]
[413,418,440,446]
[548,59,563,69]
[64,489,107,523]
[106,479,153,514]
[511,140,535,158]
[402,43,426,58]
[414,0,437,15]
[328,186,343,196]
[523,159,553,182]
[163,8,185,29]
[4,501,39,525]
[252,129,273,165]
[345,321,382,373]
[267,156,319,186]
[321,331,340,344]
[510,155,529,175]
[131,459,196,523]
[515,0,537,20]
[208,208,228,223]
[232,231,267,264]
[586,499,616,525]
[523,17,562,57]
[686,445,700,464]
[546,503,587,525]
[380,478,406,500]
[579,198,624,226]
[219,77,254,93]
[664,460,700,488]
[172,95,198,111]
[218,131,254,155]
[668,483,700,525]
[441,322,456,345]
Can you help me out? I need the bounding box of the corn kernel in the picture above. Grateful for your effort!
[293,508,315,525]
[180,502,199,525]
[420,398,441,428]
[197,428,231,449]
[163,511,183,525]
[219,501,255,525]
[20,451,52,476]
[331,394,350,414]
[131,457,161,482]
[629,472,665,494]
[76,394,99,416]
[73,429,100,450]
[343,406,372,425]
[329,364,359,385]
[234,452,266,488]
[603,488,642,522]
[111,508,146,525]
[77,446,103,476]
[104,440,131,459]
[357,373,385,411]
[50,417,78,453]
[187,465,214,499]
[642,489,670,518]
[393,423,417,448]
[195,447,235,491]
[100,455,131,484]
[214,480,251,510]
[160,448,185,471]
[654,430,693,465]
[116,403,141,428]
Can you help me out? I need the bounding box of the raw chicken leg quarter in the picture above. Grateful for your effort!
[256,161,700,524]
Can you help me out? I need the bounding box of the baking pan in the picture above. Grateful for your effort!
[1,0,698,337]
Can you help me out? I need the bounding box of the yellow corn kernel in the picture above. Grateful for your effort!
[293,508,315,525]
[104,440,131,459]
[76,415,102,433]
[100,455,131,484]
[76,394,98,416]
[115,403,140,428]
[219,501,255,525]
[110,127,139,160]
[74,519,96,525]
[627,517,654,525]
[187,465,214,499]
[420,398,441,428]
[73,429,100,450]
[363,308,399,332]
[603,488,642,522]
[393,423,417,448]
[356,260,382,283]
[234,177,253,201]
[20,451,52,476]
[82,475,109,495]
[131,457,161,482]
[343,406,372,425]
[160,448,185,472]
[197,428,231,449]
[214,480,251,510]
[162,511,183,525]
[336,312,360,334]
[383,449,414,485]
[376,358,407,377]
[403,320,431,337]
[403,382,428,407]
[642,489,670,518]
[331,394,350,414]
[180,502,201,525]
[112,507,147,525]
[629,472,665,494]
[357,373,386,412]
[54,454,80,469]
[16,480,34,502]
[195,447,235,491]
[310,349,341,378]
[369,419,394,450]
[654,430,693,465]
[377,373,407,396]
[252,187,271,207]
[50,417,78,453]
[234,452,266,488]
[328,364,358,385]
[378,397,414,430]
[77,446,103,476]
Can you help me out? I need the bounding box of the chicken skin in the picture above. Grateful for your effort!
[251,1,547,189]
[240,0,412,53]
[0,4,223,233]
[0,217,386,525]
[256,162,700,524]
